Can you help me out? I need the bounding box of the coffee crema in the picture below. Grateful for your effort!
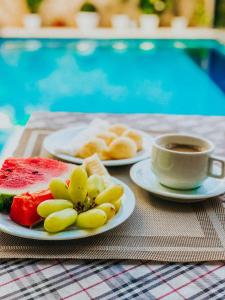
[165,143,203,153]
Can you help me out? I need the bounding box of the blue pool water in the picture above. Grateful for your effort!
[0,130,10,153]
[0,38,225,128]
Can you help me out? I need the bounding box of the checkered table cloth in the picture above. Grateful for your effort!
[0,260,225,299]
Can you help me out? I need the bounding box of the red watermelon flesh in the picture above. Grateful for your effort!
[0,158,74,210]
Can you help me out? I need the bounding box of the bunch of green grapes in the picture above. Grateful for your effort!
[38,166,123,233]
[50,167,91,213]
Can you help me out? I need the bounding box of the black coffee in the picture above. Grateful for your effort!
[165,143,203,153]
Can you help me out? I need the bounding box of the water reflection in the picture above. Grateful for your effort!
[0,40,42,52]
[174,41,186,49]
[112,41,128,52]
[37,53,127,103]
[76,41,97,55]
[139,42,155,51]
[24,40,42,51]
[0,111,13,129]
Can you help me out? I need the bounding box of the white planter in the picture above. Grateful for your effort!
[23,14,42,29]
[140,14,159,31]
[76,12,99,30]
[111,14,131,30]
[171,17,188,31]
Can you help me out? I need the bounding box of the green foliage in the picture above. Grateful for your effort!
[139,0,167,15]
[26,0,42,13]
[139,0,154,14]
[80,2,97,12]
[214,0,225,28]
[192,0,210,26]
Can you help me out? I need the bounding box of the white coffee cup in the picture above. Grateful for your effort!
[151,134,225,190]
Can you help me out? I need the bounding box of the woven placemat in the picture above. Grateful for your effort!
[1,112,225,262]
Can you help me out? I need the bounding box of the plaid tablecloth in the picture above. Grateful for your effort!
[1,112,225,299]
[0,260,225,299]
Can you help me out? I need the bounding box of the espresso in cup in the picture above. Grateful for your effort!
[165,143,203,153]
[151,134,225,190]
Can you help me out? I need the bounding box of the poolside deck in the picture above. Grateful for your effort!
[0,27,225,44]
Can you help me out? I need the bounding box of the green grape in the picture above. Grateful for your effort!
[95,185,124,205]
[68,166,88,205]
[44,208,77,233]
[76,208,107,229]
[37,199,73,218]
[96,203,116,220]
[102,175,113,188]
[49,178,71,200]
[112,198,122,213]
[87,174,105,200]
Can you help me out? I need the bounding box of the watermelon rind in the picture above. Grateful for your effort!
[0,194,14,212]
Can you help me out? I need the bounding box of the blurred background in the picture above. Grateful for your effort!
[0,0,224,29]
[0,0,224,155]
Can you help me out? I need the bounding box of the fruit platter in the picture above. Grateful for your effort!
[0,154,135,240]
[44,119,152,166]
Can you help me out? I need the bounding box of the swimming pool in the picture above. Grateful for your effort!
[0,38,225,128]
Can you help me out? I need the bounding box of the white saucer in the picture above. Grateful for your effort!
[130,159,225,203]
[43,126,152,167]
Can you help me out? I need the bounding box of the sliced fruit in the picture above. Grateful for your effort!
[87,174,105,200]
[44,208,77,233]
[37,199,73,218]
[112,198,122,213]
[96,203,116,220]
[0,157,74,211]
[10,189,53,227]
[49,178,71,200]
[76,208,107,229]
[0,194,14,212]
[83,154,109,176]
[95,185,124,205]
[68,166,88,204]
[102,175,113,189]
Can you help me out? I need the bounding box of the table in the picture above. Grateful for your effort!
[0,260,224,299]
[1,112,225,299]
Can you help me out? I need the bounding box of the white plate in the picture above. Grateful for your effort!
[43,126,152,166]
[0,178,135,240]
[130,159,225,203]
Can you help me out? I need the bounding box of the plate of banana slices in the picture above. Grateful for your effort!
[44,119,152,166]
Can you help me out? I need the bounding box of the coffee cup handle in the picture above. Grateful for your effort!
[208,157,225,179]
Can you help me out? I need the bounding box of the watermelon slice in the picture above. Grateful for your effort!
[0,157,74,211]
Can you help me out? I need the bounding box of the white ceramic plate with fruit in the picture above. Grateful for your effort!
[0,155,135,240]
[43,121,152,166]
[0,178,135,240]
